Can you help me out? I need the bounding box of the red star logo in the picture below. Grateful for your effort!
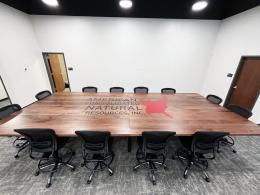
[142,98,173,119]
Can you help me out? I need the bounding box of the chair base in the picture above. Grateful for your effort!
[85,161,113,184]
[13,137,29,159]
[218,136,237,154]
[34,148,75,188]
[177,148,210,182]
[133,158,167,185]
[35,161,75,188]
[81,152,114,184]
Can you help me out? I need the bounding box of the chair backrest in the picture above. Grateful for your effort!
[161,88,176,94]
[191,131,229,157]
[226,104,252,119]
[134,87,149,94]
[82,86,98,93]
[14,128,57,154]
[206,94,222,105]
[75,131,111,153]
[142,131,175,151]
[35,90,51,101]
[110,87,124,93]
[0,104,21,120]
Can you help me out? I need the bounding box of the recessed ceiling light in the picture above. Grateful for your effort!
[41,0,59,7]
[192,0,208,12]
[119,0,133,9]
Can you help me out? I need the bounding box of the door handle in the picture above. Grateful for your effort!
[233,86,237,89]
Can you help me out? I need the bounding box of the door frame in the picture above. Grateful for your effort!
[0,75,12,104]
[42,52,71,93]
[224,55,260,110]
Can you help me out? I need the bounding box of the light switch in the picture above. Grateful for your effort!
[227,73,233,77]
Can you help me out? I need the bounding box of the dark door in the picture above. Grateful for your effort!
[225,57,260,111]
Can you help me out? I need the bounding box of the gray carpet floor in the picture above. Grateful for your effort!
[0,136,260,195]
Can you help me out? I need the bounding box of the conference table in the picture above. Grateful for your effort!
[0,92,260,138]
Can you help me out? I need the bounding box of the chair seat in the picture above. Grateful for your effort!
[178,136,193,149]
[42,152,52,158]
[137,137,166,151]
[57,137,69,149]
[93,153,104,160]
[195,152,207,159]
[84,143,105,151]
[195,142,215,151]
[147,143,165,151]
[179,136,215,156]
[146,153,163,160]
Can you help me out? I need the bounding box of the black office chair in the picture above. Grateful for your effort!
[206,94,223,105]
[226,104,252,119]
[75,131,114,184]
[218,104,253,153]
[0,104,29,158]
[133,131,175,185]
[134,87,149,94]
[177,131,229,182]
[110,87,124,93]
[161,88,176,94]
[35,90,52,100]
[82,86,98,93]
[0,104,21,119]
[14,128,75,188]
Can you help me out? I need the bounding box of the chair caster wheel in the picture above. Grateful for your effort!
[232,150,237,153]
[133,168,137,172]
[183,174,188,179]
[87,180,91,184]
[14,155,19,159]
[71,167,76,172]
[152,181,156,185]
[34,171,40,176]
[217,150,221,153]
[205,177,210,182]
[16,144,21,148]
[46,183,52,188]
[109,172,113,176]
[81,163,85,167]
[202,161,208,169]
[164,166,168,170]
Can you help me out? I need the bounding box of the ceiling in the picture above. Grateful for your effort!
[0,0,259,20]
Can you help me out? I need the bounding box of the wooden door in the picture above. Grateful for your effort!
[225,57,260,111]
[48,54,65,92]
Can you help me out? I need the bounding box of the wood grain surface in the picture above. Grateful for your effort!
[0,92,259,137]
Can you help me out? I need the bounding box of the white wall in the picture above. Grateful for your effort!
[202,6,260,123]
[31,16,220,93]
[0,80,8,100]
[0,2,259,124]
[0,3,51,107]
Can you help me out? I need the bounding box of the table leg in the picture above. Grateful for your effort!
[127,137,131,152]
